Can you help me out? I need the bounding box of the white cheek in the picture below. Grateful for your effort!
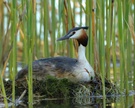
[70,30,82,39]
[70,34,79,39]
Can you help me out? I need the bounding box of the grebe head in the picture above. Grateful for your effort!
[57,27,88,47]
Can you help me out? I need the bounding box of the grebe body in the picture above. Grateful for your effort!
[16,27,95,82]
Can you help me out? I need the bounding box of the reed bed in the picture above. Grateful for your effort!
[0,0,135,106]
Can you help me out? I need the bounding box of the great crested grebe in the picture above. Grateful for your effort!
[16,27,95,82]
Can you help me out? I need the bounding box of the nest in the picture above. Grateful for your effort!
[2,73,120,105]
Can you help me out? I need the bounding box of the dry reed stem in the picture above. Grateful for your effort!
[1,47,12,76]
[92,0,100,73]
[3,1,11,13]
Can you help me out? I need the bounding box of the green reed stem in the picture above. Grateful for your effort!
[26,0,33,106]
[0,75,8,107]
[20,0,26,65]
[112,15,117,83]
[0,46,12,107]
[97,0,106,98]
[0,1,3,69]
[134,45,135,89]
[73,0,75,22]
[44,0,49,57]
[127,30,132,89]
[79,0,82,26]
[105,0,112,79]
[28,49,33,107]
[67,0,74,57]
[86,0,94,66]
[117,1,124,91]
[134,0,135,89]
[103,97,106,108]
[123,0,129,93]
[51,0,56,56]
[11,0,17,105]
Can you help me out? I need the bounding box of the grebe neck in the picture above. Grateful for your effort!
[78,44,87,62]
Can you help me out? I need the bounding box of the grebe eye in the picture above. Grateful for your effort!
[69,31,76,36]
[72,31,75,35]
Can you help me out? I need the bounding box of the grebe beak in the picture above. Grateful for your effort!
[57,34,71,41]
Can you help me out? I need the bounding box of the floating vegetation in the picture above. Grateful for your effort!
[2,74,119,105]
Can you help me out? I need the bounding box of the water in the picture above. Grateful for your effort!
[15,94,135,108]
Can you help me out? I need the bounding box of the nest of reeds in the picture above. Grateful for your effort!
[3,73,119,105]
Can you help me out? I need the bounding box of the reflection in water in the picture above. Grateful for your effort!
[15,94,135,108]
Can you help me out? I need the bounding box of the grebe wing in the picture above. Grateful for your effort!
[16,57,77,80]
